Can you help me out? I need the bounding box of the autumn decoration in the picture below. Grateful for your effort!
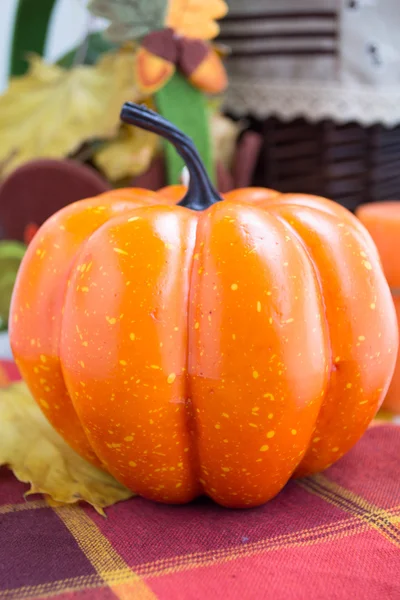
[6,104,397,509]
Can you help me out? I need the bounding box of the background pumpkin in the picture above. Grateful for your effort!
[9,103,398,508]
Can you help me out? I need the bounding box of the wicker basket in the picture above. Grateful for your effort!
[252,118,400,211]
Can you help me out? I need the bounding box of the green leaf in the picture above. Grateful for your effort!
[155,72,215,185]
[56,33,117,69]
[88,0,168,43]
[10,0,57,77]
[0,241,26,329]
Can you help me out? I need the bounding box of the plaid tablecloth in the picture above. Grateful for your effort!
[1,361,400,600]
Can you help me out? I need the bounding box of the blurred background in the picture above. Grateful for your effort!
[0,0,107,93]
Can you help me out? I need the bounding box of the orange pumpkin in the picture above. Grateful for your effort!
[10,103,397,508]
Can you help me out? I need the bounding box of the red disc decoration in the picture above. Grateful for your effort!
[0,159,110,241]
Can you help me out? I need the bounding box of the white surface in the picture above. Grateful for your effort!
[0,332,13,361]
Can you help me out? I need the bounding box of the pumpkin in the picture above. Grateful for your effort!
[10,103,397,508]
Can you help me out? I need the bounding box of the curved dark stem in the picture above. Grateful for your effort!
[120,102,222,211]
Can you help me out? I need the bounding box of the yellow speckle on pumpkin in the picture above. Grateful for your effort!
[257,301,261,312]
[106,316,116,325]
[260,445,269,452]
[124,436,133,442]
[332,447,339,452]
[249,423,257,428]
[268,413,274,419]
[40,355,47,363]
[151,365,160,370]
[253,370,259,379]
[81,287,89,292]
[39,399,49,409]
[223,439,229,443]
[222,413,229,419]
[176,482,182,488]
[129,461,137,467]
[195,322,199,329]
[370,303,376,310]
[358,335,365,341]
[291,429,297,435]
[215,423,221,430]
[119,360,127,366]
[221,467,230,472]
[113,248,129,256]
[362,260,372,270]
[313,437,320,443]
[128,216,139,222]
[232,333,236,340]
[167,373,176,384]
[346,383,352,389]
[231,283,238,291]
[130,333,136,341]
[266,430,275,439]
[268,317,273,324]
[79,361,85,368]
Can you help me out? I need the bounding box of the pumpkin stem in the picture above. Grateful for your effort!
[120,102,223,211]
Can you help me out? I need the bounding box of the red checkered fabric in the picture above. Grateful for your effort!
[1,361,400,600]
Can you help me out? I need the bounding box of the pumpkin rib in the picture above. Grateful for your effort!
[188,201,330,507]
[271,204,397,477]
[182,209,203,495]
[60,205,204,503]
[271,210,334,472]
[10,193,162,469]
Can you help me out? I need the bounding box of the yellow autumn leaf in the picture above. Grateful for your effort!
[211,112,243,170]
[0,381,133,513]
[0,49,141,176]
[93,123,159,182]
[166,0,228,40]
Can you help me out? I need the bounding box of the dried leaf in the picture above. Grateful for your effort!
[166,0,228,40]
[88,0,168,43]
[211,112,243,170]
[93,123,159,182]
[0,382,133,513]
[0,50,140,176]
